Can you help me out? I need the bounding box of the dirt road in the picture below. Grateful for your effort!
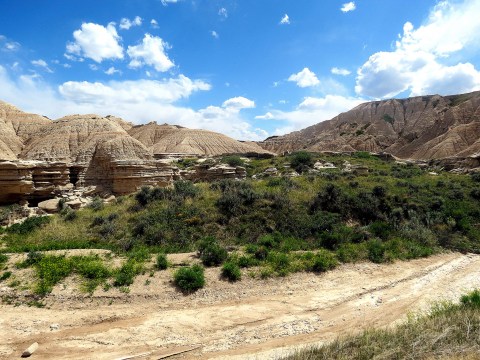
[1,252,480,359]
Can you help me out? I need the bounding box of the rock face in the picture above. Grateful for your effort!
[0,103,257,204]
[259,91,480,160]
[129,122,273,157]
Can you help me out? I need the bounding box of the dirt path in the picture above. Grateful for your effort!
[1,252,480,360]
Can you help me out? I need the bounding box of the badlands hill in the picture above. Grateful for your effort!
[128,122,269,157]
[0,102,271,164]
[259,91,480,160]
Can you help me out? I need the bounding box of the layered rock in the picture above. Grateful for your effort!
[129,121,273,157]
[259,91,480,160]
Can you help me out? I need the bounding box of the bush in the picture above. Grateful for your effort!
[367,239,386,263]
[222,155,244,167]
[0,254,8,266]
[88,196,104,211]
[0,271,12,281]
[35,255,73,295]
[75,257,110,280]
[461,289,480,308]
[470,172,480,183]
[222,262,242,281]
[156,253,168,270]
[310,250,338,273]
[6,216,50,235]
[114,260,142,287]
[174,180,199,199]
[290,151,313,173]
[174,264,205,292]
[336,243,368,263]
[199,241,228,267]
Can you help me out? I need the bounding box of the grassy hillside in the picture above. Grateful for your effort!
[1,152,479,295]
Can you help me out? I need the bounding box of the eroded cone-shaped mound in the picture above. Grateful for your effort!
[130,122,272,156]
[22,114,152,163]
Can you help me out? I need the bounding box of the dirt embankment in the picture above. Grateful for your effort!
[1,252,480,360]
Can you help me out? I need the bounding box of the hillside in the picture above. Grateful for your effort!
[259,91,480,160]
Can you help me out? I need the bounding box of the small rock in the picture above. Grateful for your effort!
[21,342,38,357]
[66,199,82,209]
[50,323,60,331]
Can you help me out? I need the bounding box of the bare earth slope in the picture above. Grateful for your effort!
[259,91,480,160]
[1,252,479,359]
[129,121,273,157]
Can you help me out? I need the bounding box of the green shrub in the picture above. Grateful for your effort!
[174,180,199,199]
[63,210,78,222]
[0,254,8,266]
[75,257,110,279]
[367,239,386,263]
[35,256,73,295]
[236,255,259,268]
[114,260,142,287]
[336,243,368,263]
[222,155,244,167]
[174,264,205,292]
[88,196,104,211]
[461,289,480,308]
[0,271,12,281]
[310,250,338,273]
[6,216,50,235]
[470,172,480,183]
[290,151,313,173]
[156,254,168,270]
[267,252,291,276]
[222,262,242,281]
[200,243,228,267]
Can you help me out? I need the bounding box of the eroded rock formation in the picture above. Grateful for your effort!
[259,91,480,160]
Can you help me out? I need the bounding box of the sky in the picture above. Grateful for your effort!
[1,0,480,141]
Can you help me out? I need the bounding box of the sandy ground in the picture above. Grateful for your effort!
[1,251,480,360]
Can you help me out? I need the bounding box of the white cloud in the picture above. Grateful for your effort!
[331,67,351,76]
[105,67,121,75]
[4,42,20,51]
[89,64,99,71]
[0,66,266,140]
[264,95,364,135]
[288,67,320,88]
[211,31,219,39]
[356,0,480,98]
[161,0,179,5]
[119,16,142,30]
[280,14,290,25]
[31,59,53,73]
[218,8,228,18]
[255,112,274,120]
[222,96,255,110]
[127,34,174,72]
[151,19,159,29]
[341,2,356,13]
[66,22,124,63]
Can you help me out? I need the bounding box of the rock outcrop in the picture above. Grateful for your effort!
[129,122,273,157]
[258,91,480,160]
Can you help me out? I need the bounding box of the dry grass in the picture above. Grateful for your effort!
[282,300,480,360]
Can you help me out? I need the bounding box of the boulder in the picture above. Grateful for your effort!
[38,198,61,213]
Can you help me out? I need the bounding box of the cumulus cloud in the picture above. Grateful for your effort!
[255,112,274,120]
[222,96,255,110]
[66,22,124,63]
[356,0,480,98]
[119,16,142,30]
[151,19,159,29]
[211,31,219,39]
[341,2,356,13]
[31,59,53,73]
[0,65,266,140]
[105,66,121,75]
[161,0,179,5]
[331,67,351,76]
[218,8,228,18]
[280,14,290,25]
[288,67,320,88]
[127,34,174,72]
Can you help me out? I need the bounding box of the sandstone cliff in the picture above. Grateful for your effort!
[259,91,480,160]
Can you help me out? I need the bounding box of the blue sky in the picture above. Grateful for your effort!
[1,0,480,140]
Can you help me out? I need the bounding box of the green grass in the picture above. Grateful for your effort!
[281,290,480,360]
